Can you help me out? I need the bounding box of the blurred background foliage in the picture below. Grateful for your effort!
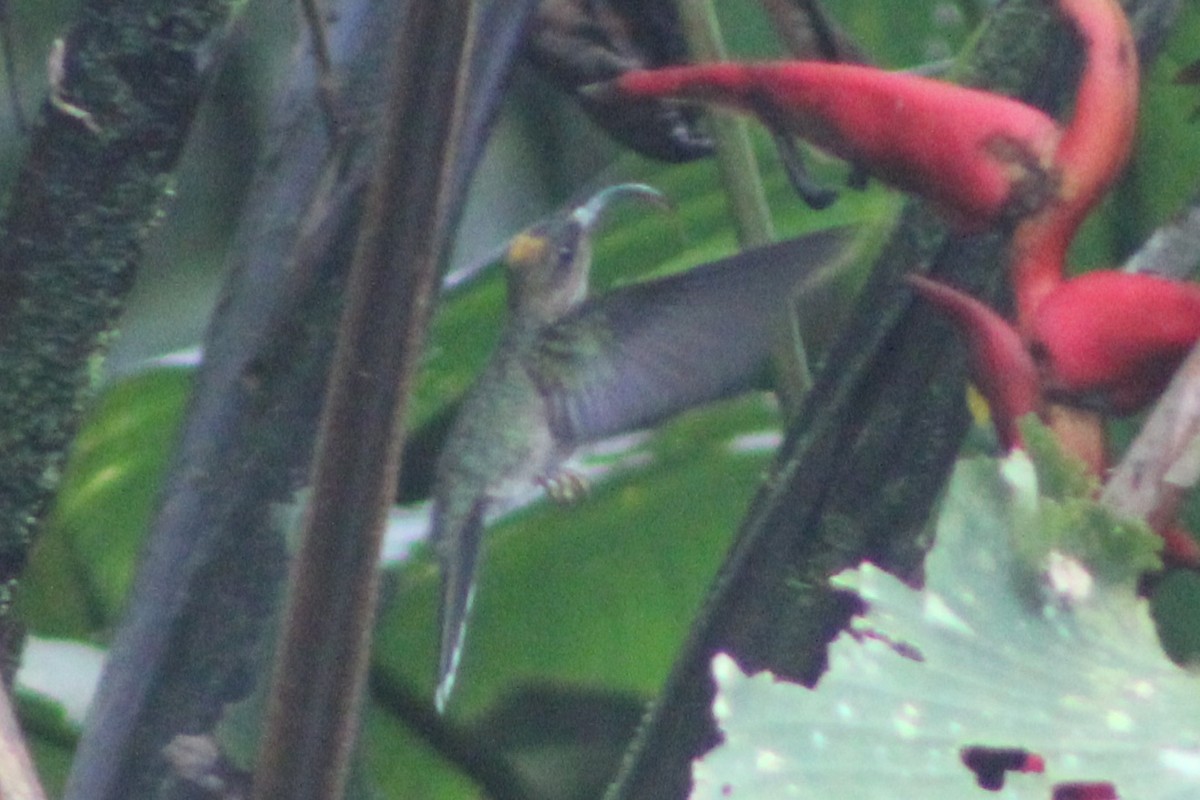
[7,0,1200,797]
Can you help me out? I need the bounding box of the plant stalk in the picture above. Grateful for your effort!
[675,0,776,248]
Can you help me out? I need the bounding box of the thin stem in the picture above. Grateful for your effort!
[795,0,850,60]
[674,0,775,248]
[759,0,854,62]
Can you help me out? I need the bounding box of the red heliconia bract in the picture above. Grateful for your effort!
[907,274,1040,451]
[1031,271,1200,413]
[1009,0,1139,333]
[1050,0,1139,220]
[615,62,1061,232]
[612,0,1138,253]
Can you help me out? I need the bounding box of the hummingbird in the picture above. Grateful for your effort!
[431,184,853,711]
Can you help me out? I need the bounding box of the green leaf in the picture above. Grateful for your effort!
[16,366,193,638]
[695,452,1196,798]
[1017,415,1099,501]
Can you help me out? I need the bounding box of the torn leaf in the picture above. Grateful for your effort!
[694,452,1199,799]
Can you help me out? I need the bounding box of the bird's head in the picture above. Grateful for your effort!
[504,183,669,324]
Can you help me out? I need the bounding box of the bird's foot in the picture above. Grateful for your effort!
[539,470,589,504]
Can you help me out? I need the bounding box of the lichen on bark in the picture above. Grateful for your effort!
[0,0,241,626]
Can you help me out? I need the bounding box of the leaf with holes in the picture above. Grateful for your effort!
[694,450,1200,799]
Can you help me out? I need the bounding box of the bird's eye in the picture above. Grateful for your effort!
[556,244,574,270]
[552,229,581,275]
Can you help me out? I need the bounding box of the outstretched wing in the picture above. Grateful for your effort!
[532,226,855,443]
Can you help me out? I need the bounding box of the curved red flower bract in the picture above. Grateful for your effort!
[1052,0,1139,218]
[1009,0,1139,332]
[907,275,1040,451]
[619,0,1184,488]
[1031,272,1200,413]
[616,62,1060,232]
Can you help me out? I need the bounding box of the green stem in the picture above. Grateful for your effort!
[675,0,775,248]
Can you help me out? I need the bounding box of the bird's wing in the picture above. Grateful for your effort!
[532,225,855,443]
[432,494,488,712]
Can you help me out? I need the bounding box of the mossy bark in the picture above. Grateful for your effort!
[62,0,539,796]
[0,1,240,617]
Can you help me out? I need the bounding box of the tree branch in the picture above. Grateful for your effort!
[61,1,405,796]
[250,1,474,796]
[0,0,240,688]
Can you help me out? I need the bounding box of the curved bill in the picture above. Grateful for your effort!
[571,182,673,232]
